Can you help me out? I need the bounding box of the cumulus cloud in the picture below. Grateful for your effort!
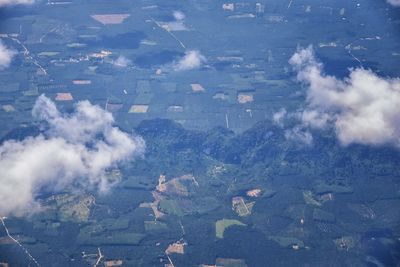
[272,108,287,126]
[284,126,313,145]
[162,11,188,31]
[173,50,206,71]
[387,0,400,7]
[0,40,16,70]
[173,10,186,21]
[300,109,330,129]
[113,55,131,68]
[0,0,34,7]
[0,95,145,216]
[290,45,400,147]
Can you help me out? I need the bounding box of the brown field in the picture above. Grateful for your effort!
[165,239,186,255]
[190,83,205,92]
[246,188,262,197]
[129,105,149,113]
[72,80,91,85]
[91,14,130,25]
[237,93,253,104]
[104,260,123,267]
[157,174,199,197]
[55,93,73,101]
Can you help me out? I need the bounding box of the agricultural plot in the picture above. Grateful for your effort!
[215,219,246,239]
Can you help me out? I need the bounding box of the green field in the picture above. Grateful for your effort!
[215,219,246,239]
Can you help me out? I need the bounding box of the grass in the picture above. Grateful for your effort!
[144,221,168,232]
[215,219,246,239]
[159,199,184,217]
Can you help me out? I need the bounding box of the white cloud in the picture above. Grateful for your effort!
[387,0,400,7]
[173,50,206,71]
[290,45,400,147]
[272,108,287,126]
[161,11,188,31]
[0,95,145,217]
[0,40,16,70]
[173,10,186,21]
[0,0,34,7]
[113,55,131,68]
[300,109,330,129]
[284,126,313,145]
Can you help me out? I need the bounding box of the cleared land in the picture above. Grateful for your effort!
[91,14,130,25]
[215,219,246,238]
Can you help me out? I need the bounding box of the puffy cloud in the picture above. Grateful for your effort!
[113,55,131,68]
[173,10,186,21]
[290,45,400,147]
[173,50,206,71]
[300,109,330,129]
[0,0,34,7]
[387,0,400,7]
[284,126,313,145]
[0,40,16,70]
[0,95,145,216]
[162,11,188,31]
[272,108,287,126]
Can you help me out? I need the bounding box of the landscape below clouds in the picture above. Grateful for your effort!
[0,95,145,217]
[276,46,400,148]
